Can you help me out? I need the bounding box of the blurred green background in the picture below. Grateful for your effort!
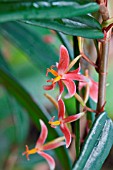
[0,21,113,170]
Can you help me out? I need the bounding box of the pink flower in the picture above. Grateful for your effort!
[79,70,98,103]
[49,99,85,148]
[43,45,87,99]
[22,119,65,170]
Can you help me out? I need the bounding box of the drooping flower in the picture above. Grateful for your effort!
[79,70,98,103]
[43,45,87,99]
[48,99,85,148]
[22,119,65,170]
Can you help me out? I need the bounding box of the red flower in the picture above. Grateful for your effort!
[43,45,87,99]
[49,99,85,148]
[22,120,65,170]
[79,70,98,103]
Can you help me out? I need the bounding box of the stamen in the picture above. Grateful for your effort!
[22,145,38,160]
[46,68,58,77]
[22,145,30,160]
[27,148,38,155]
[48,120,61,126]
[53,75,62,83]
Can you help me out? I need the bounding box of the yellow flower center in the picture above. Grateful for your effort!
[27,148,38,155]
[48,120,61,126]
[47,68,62,83]
[22,145,39,160]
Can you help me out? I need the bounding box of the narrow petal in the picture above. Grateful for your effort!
[60,124,71,148]
[42,137,65,150]
[62,79,76,98]
[64,73,87,82]
[63,112,85,123]
[89,79,98,103]
[35,120,48,148]
[58,99,65,120]
[43,83,56,90]
[68,64,81,74]
[58,45,70,74]
[79,81,87,90]
[38,151,55,170]
[58,80,64,100]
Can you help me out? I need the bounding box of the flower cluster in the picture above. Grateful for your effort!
[23,45,98,169]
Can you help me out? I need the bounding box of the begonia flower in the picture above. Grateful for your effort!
[43,45,87,99]
[48,99,85,148]
[79,70,98,103]
[22,119,65,170]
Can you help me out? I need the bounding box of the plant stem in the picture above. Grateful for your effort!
[73,36,80,159]
[97,41,109,112]
[96,0,110,113]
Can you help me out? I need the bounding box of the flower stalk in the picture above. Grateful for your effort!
[96,0,111,114]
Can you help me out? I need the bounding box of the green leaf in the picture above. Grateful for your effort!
[23,18,104,39]
[0,66,71,170]
[73,15,102,29]
[75,0,93,5]
[73,112,113,170]
[0,51,29,144]
[0,22,58,71]
[0,51,10,69]
[10,99,30,144]
[0,1,99,23]
[56,32,74,60]
[83,118,113,170]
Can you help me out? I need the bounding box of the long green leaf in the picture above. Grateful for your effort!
[0,66,71,170]
[23,18,104,39]
[84,118,113,170]
[0,52,30,144]
[0,1,99,23]
[72,112,113,170]
[9,98,30,144]
[0,22,58,71]
[73,15,102,29]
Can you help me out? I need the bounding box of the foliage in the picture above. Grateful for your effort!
[0,0,113,170]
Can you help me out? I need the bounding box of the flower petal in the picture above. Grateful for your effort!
[35,120,48,148]
[60,124,71,148]
[67,63,81,74]
[43,83,56,90]
[58,45,70,74]
[62,79,76,98]
[79,81,87,90]
[64,73,87,82]
[58,80,64,100]
[38,151,55,170]
[63,112,85,123]
[58,99,65,120]
[89,79,98,103]
[42,137,65,150]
